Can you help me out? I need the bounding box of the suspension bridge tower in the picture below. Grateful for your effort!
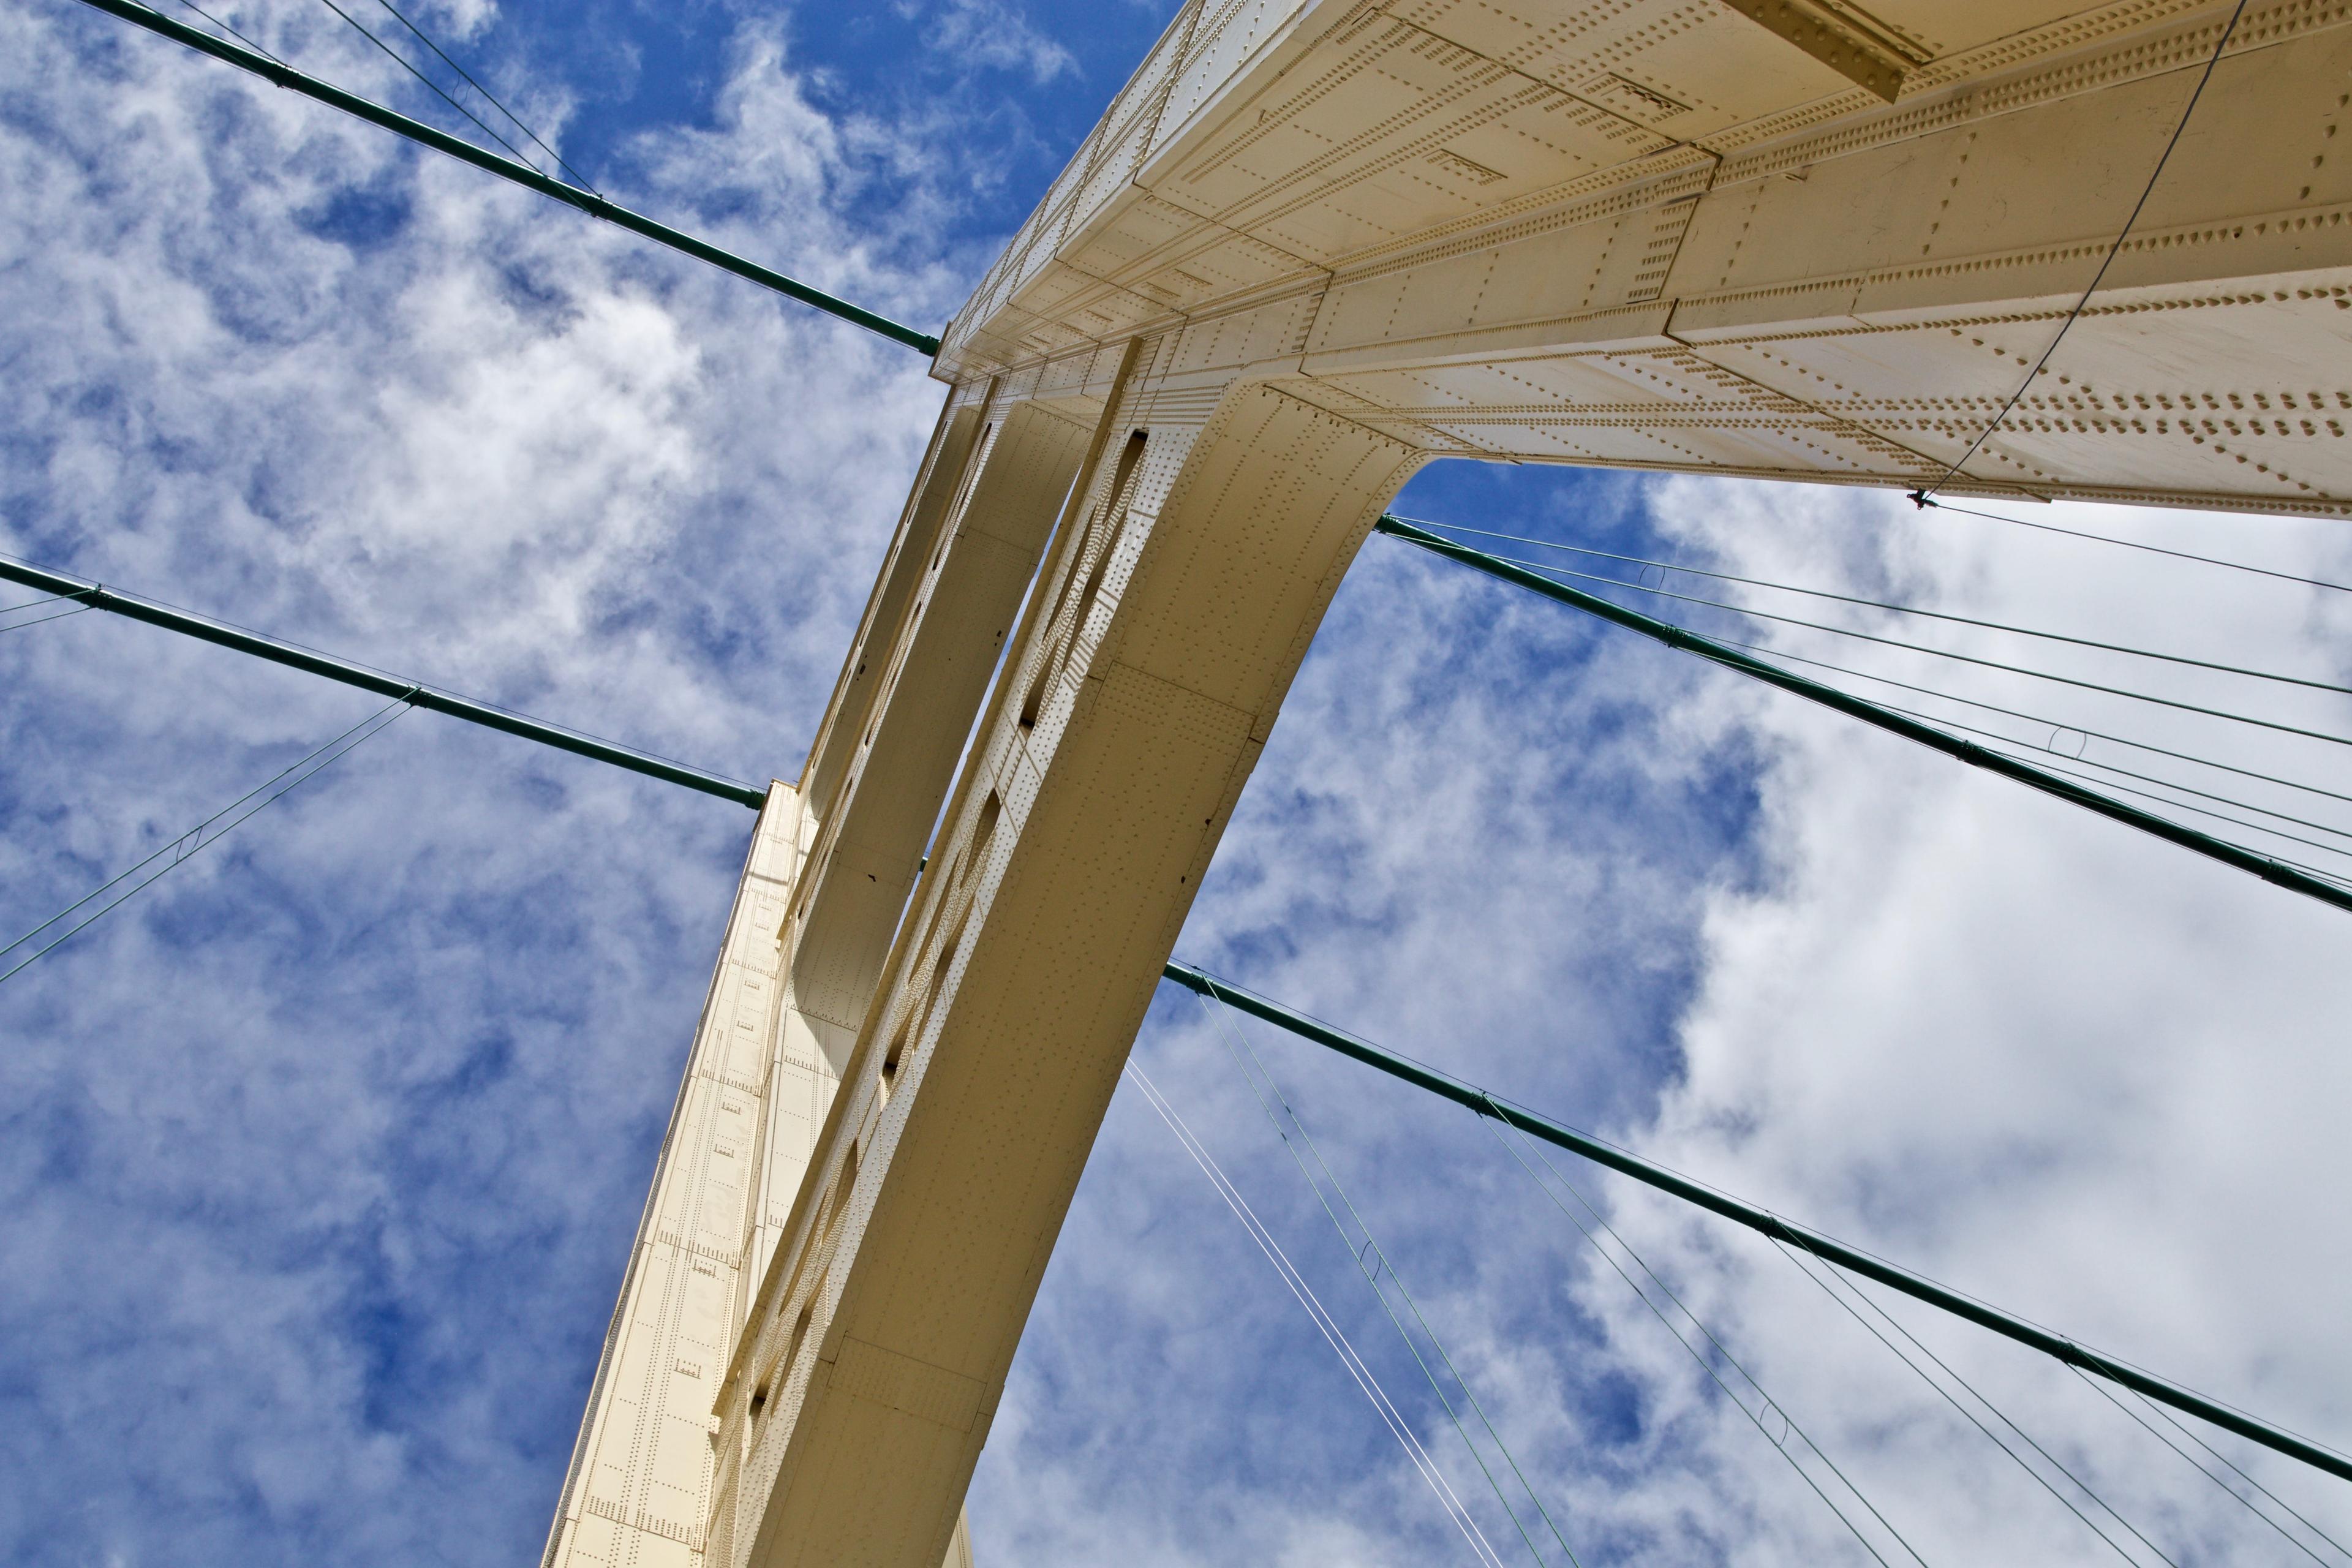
[541,2,2352,1564]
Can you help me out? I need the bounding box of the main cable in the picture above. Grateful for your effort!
[364,0,598,193]
[1406,518,2352,698]
[1915,0,2249,500]
[1480,1112,1923,1568]
[66,0,944,353]
[0,553,767,807]
[1160,960,2352,1485]
[1771,1240,2169,1567]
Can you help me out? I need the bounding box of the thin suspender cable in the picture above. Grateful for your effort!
[70,0,943,353]
[0,605,94,635]
[309,0,542,172]
[1411,510,2352,601]
[1866,698,2352,849]
[1943,733,2352,870]
[1123,1060,1509,1568]
[1163,962,2352,1486]
[1917,499,2352,597]
[363,0,599,194]
[1413,522,2352,698]
[1480,549,2352,738]
[1838,690,2352,853]
[0,691,414,986]
[1379,519,2352,916]
[1479,1112,1923,1568]
[1773,1240,2174,1568]
[173,0,276,59]
[1914,0,2249,501]
[2128,1392,2352,1561]
[2068,1368,2337,1566]
[1819,1251,2196,1568]
[1197,993,1584,1568]
[1716,635,2352,812]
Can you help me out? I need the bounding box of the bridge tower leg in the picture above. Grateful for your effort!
[706,353,1421,1568]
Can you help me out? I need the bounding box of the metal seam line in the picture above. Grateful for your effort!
[0,556,766,809]
[1915,0,2249,500]
[65,0,944,356]
[1374,516,2352,917]
[1159,960,2352,1486]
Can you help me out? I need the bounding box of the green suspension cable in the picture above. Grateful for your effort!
[0,554,767,808]
[1408,518,2352,697]
[1374,517,2352,918]
[66,0,944,355]
[1159,960,2352,1487]
[1479,1114,1926,1568]
[1195,992,1583,1568]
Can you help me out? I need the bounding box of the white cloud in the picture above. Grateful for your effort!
[6,1,2349,1562]
[0,3,949,1561]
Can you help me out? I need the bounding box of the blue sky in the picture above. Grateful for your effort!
[3,2,2351,1565]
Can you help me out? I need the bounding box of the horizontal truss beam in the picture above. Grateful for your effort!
[1161,959,2352,1485]
[1376,517,2352,918]
[0,556,765,808]
[68,0,943,356]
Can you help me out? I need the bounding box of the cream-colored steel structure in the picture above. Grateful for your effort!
[551,3,2352,1566]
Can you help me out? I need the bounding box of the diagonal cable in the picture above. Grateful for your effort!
[1917,499,2352,597]
[1411,519,2352,696]
[2127,1392,2352,1562]
[1774,1238,2171,1567]
[2069,1368,2335,1566]
[1480,1110,1924,1568]
[1484,549,2352,738]
[1715,635,2352,812]
[1200,992,1587,1568]
[0,692,414,986]
[1193,995,1558,1567]
[364,0,598,193]
[1125,1060,1509,1568]
[309,0,541,171]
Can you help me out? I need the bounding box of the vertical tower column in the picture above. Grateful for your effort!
[543,784,809,1568]
[706,359,1424,1568]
